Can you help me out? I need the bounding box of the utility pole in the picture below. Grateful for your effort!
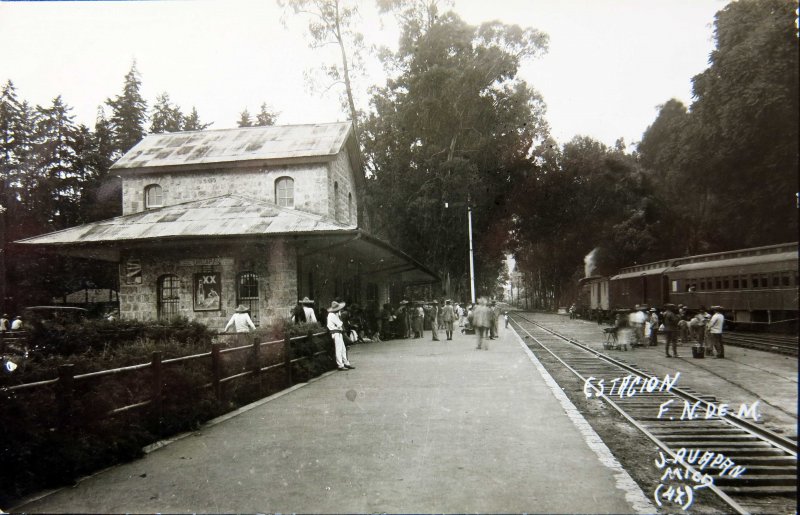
[467,202,476,304]
[0,203,6,314]
[445,198,477,304]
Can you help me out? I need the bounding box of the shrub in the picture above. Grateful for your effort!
[26,317,215,357]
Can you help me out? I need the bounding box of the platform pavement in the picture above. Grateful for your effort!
[12,322,654,514]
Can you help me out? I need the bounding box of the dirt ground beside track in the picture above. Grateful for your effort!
[513,313,797,515]
[530,313,798,435]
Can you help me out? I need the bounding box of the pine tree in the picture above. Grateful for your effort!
[237,108,253,128]
[9,100,37,221]
[0,80,26,312]
[183,107,212,131]
[1,81,24,212]
[150,92,184,133]
[32,96,83,228]
[106,62,148,156]
[79,107,120,222]
[255,103,278,126]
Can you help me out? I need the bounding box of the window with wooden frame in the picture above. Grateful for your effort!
[145,184,164,209]
[275,177,294,208]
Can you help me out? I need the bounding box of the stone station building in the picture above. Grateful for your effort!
[17,122,437,327]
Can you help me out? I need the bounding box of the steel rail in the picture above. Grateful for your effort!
[517,314,797,457]
[510,316,750,515]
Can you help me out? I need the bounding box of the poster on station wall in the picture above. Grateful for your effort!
[193,272,221,311]
[125,258,142,284]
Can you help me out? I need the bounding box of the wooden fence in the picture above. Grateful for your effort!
[0,330,30,356]
[1,330,333,430]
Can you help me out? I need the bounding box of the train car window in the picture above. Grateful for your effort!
[772,275,780,287]
[700,279,706,290]
[740,276,748,289]
[732,278,739,289]
[781,273,790,287]
[723,277,730,289]
[715,278,722,289]
[672,280,679,293]
[760,275,769,288]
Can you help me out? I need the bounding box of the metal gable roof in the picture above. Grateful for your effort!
[15,195,355,246]
[112,122,353,171]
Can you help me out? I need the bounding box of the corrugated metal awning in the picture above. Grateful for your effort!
[15,195,438,284]
[15,194,354,246]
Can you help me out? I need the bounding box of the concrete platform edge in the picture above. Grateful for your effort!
[509,326,656,514]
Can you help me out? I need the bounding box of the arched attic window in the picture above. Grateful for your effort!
[275,177,294,208]
[145,184,163,209]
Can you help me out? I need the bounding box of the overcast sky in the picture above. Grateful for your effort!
[0,0,727,148]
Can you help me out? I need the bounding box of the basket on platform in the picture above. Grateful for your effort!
[691,344,705,358]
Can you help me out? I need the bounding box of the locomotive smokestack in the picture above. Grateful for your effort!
[584,248,598,277]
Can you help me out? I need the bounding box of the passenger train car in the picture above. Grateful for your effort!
[578,242,798,329]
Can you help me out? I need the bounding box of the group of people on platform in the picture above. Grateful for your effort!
[288,296,507,344]
[288,296,510,370]
[611,304,725,358]
[0,314,23,333]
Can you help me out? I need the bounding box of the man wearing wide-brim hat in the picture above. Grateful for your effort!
[223,304,257,345]
[707,306,725,358]
[293,296,318,324]
[326,301,354,370]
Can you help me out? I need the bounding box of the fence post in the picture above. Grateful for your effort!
[251,338,260,375]
[284,335,293,386]
[56,364,75,430]
[251,337,262,394]
[211,342,222,400]
[306,330,314,354]
[151,351,163,426]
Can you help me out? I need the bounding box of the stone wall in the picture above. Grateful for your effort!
[117,240,297,328]
[328,148,358,225]
[121,163,328,217]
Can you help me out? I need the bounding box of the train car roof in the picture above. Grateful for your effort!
[665,251,797,273]
[610,265,672,280]
[609,242,797,280]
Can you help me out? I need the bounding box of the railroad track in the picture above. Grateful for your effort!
[511,313,797,515]
[725,332,798,356]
